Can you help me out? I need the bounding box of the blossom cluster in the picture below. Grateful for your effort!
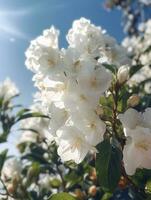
[25,18,130,164]
[1,157,22,197]
[0,78,19,102]
[105,0,151,35]
[122,19,151,93]
[119,108,151,175]
[18,103,53,146]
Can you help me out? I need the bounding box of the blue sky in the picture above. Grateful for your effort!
[0,0,124,106]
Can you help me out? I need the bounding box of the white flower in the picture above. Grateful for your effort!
[122,19,151,88]
[99,44,131,67]
[123,127,151,175]
[18,130,38,144]
[18,103,53,145]
[142,107,151,129]
[77,65,112,103]
[70,110,106,146]
[66,18,105,57]
[117,65,129,84]
[122,36,138,55]
[56,126,96,164]
[66,18,130,65]
[63,79,92,111]
[25,26,64,81]
[48,103,69,137]
[1,158,22,182]
[0,78,19,101]
[119,108,151,175]
[118,108,142,131]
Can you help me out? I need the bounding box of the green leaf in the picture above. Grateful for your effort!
[132,168,151,189]
[129,64,142,77]
[118,87,130,112]
[146,194,151,200]
[49,192,76,200]
[0,133,8,143]
[18,128,40,134]
[15,112,50,122]
[96,139,122,191]
[101,192,113,200]
[0,149,8,175]
[102,64,117,74]
[64,171,82,188]
[146,180,151,194]
[100,95,114,108]
[16,108,30,117]
[99,95,113,120]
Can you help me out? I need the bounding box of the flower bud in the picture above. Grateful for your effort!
[74,189,85,199]
[88,185,97,196]
[118,176,128,189]
[7,183,15,194]
[127,95,140,107]
[117,65,129,84]
[22,177,28,187]
[43,153,49,159]
[89,168,97,181]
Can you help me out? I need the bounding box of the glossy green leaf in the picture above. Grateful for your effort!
[16,108,30,117]
[49,192,76,200]
[102,64,117,74]
[96,139,122,191]
[129,64,142,77]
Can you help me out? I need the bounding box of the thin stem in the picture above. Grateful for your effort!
[111,82,119,137]
[56,165,67,192]
[0,178,14,199]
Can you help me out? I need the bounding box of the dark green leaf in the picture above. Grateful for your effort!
[49,193,76,200]
[102,64,117,74]
[16,108,30,117]
[132,168,151,189]
[129,65,142,77]
[0,149,8,175]
[96,139,122,191]
[18,128,40,134]
[146,180,151,194]
[15,112,50,122]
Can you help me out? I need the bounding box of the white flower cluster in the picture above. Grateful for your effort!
[18,103,53,145]
[0,78,19,102]
[1,158,22,183]
[122,19,151,93]
[119,108,151,175]
[25,18,130,164]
